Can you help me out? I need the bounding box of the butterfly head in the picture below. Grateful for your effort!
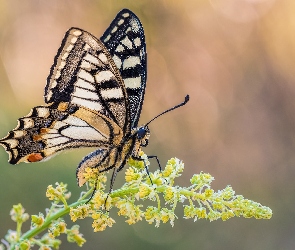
[136,126,150,147]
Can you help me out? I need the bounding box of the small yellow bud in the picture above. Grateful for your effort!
[204,188,213,198]
[10,204,29,223]
[139,184,151,198]
[162,164,173,177]
[70,204,91,222]
[164,187,174,202]
[31,213,44,227]
[67,225,86,247]
[92,213,115,232]
[19,240,30,250]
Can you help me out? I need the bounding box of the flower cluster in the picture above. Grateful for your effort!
[70,154,272,230]
[0,153,272,249]
[46,182,71,205]
[2,184,86,250]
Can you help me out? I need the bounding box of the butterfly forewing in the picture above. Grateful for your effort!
[101,9,146,129]
[45,28,130,132]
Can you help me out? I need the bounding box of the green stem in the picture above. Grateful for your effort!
[11,200,86,250]
[155,193,161,211]
[46,202,57,219]
[16,220,22,241]
[60,196,68,208]
[110,187,139,197]
[179,188,195,197]
[79,188,95,201]
[10,188,94,250]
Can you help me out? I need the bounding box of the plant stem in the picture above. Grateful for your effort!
[10,188,95,250]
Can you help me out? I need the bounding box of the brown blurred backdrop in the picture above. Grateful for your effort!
[0,0,294,249]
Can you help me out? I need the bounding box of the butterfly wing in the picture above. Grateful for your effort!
[0,28,129,164]
[45,28,130,132]
[101,9,147,129]
[0,103,123,164]
[76,148,109,186]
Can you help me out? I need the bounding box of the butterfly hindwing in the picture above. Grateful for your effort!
[0,103,123,164]
[76,148,109,186]
[101,9,147,129]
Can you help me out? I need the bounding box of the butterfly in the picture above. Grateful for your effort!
[0,9,189,190]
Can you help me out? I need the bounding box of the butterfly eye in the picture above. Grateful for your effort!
[137,127,147,139]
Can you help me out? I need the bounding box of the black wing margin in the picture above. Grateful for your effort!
[101,9,147,129]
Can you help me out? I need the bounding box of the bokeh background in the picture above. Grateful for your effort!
[0,0,294,249]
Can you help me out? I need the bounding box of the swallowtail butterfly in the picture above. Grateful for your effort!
[0,9,189,189]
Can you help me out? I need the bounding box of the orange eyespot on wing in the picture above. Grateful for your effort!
[27,153,44,162]
[0,104,123,164]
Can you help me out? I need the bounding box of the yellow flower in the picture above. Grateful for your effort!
[10,204,29,223]
[66,225,86,247]
[39,246,51,250]
[208,210,221,221]
[139,184,151,198]
[92,191,106,210]
[128,157,145,169]
[83,167,98,181]
[144,206,162,227]
[184,205,195,219]
[190,172,214,186]
[46,183,70,202]
[196,208,207,219]
[31,213,45,227]
[204,188,213,198]
[19,240,30,250]
[221,211,235,221]
[162,164,173,177]
[125,167,138,182]
[92,213,115,232]
[160,208,175,226]
[49,220,67,238]
[70,204,91,222]
[164,187,174,202]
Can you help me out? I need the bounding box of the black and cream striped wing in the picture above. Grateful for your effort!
[45,28,130,132]
[0,103,123,164]
[101,9,146,129]
[0,28,128,164]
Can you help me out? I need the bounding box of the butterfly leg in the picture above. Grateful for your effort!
[85,168,115,208]
[85,164,117,209]
[109,167,118,193]
[147,155,161,171]
[86,178,99,204]
[102,167,118,210]
[131,155,153,184]
[86,168,116,205]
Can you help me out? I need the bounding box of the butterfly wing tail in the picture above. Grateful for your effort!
[0,106,56,164]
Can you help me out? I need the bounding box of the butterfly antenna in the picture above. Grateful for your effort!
[145,95,189,127]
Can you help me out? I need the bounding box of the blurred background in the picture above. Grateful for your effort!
[0,0,294,249]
